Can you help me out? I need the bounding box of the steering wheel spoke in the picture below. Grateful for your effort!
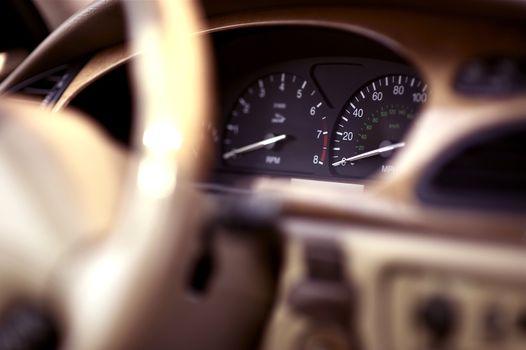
[0,98,128,298]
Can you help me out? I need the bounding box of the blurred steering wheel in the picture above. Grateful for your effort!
[0,1,211,349]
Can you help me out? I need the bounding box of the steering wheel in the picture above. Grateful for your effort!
[0,1,211,349]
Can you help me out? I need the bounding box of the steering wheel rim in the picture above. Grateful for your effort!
[0,1,212,350]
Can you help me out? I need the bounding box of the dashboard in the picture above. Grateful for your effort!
[3,2,526,213]
[8,24,432,192]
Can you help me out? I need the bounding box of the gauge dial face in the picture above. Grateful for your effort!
[222,73,329,175]
[330,75,428,178]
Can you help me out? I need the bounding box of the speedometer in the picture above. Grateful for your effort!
[330,75,427,178]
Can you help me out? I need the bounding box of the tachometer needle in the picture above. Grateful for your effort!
[331,142,406,167]
[222,134,288,159]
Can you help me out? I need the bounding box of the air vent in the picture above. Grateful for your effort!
[8,63,82,107]
[455,56,526,97]
[417,122,526,212]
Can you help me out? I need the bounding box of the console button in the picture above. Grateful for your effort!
[416,295,457,344]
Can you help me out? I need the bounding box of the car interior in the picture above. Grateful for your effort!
[0,0,525,349]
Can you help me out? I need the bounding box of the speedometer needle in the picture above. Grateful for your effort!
[331,142,406,167]
[222,134,288,159]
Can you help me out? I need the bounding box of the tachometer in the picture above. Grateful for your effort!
[330,75,427,178]
[222,72,330,175]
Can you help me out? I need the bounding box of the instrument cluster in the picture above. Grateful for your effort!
[210,26,427,186]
